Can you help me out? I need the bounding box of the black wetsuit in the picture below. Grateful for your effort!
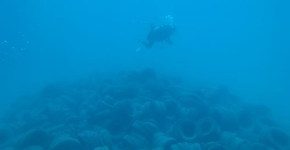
[140,24,176,48]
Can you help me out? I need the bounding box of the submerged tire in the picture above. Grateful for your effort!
[16,129,51,150]
[154,132,177,149]
[164,99,179,120]
[245,143,275,150]
[77,130,112,150]
[131,120,158,142]
[120,134,149,149]
[105,118,128,139]
[169,119,200,142]
[49,136,81,150]
[203,142,229,150]
[236,109,257,130]
[171,142,201,150]
[197,117,221,142]
[261,127,290,149]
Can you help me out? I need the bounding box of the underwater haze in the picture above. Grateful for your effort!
[0,0,290,149]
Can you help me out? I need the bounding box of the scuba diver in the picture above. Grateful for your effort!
[138,15,176,50]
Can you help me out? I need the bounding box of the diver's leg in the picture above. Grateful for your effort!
[166,38,173,45]
[141,40,154,48]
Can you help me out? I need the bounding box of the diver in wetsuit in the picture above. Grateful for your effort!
[139,15,176,49]
[139,24,176,48]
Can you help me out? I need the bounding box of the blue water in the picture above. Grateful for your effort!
[0,0,290,149]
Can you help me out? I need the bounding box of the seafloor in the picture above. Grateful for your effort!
[0,68,289,150]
